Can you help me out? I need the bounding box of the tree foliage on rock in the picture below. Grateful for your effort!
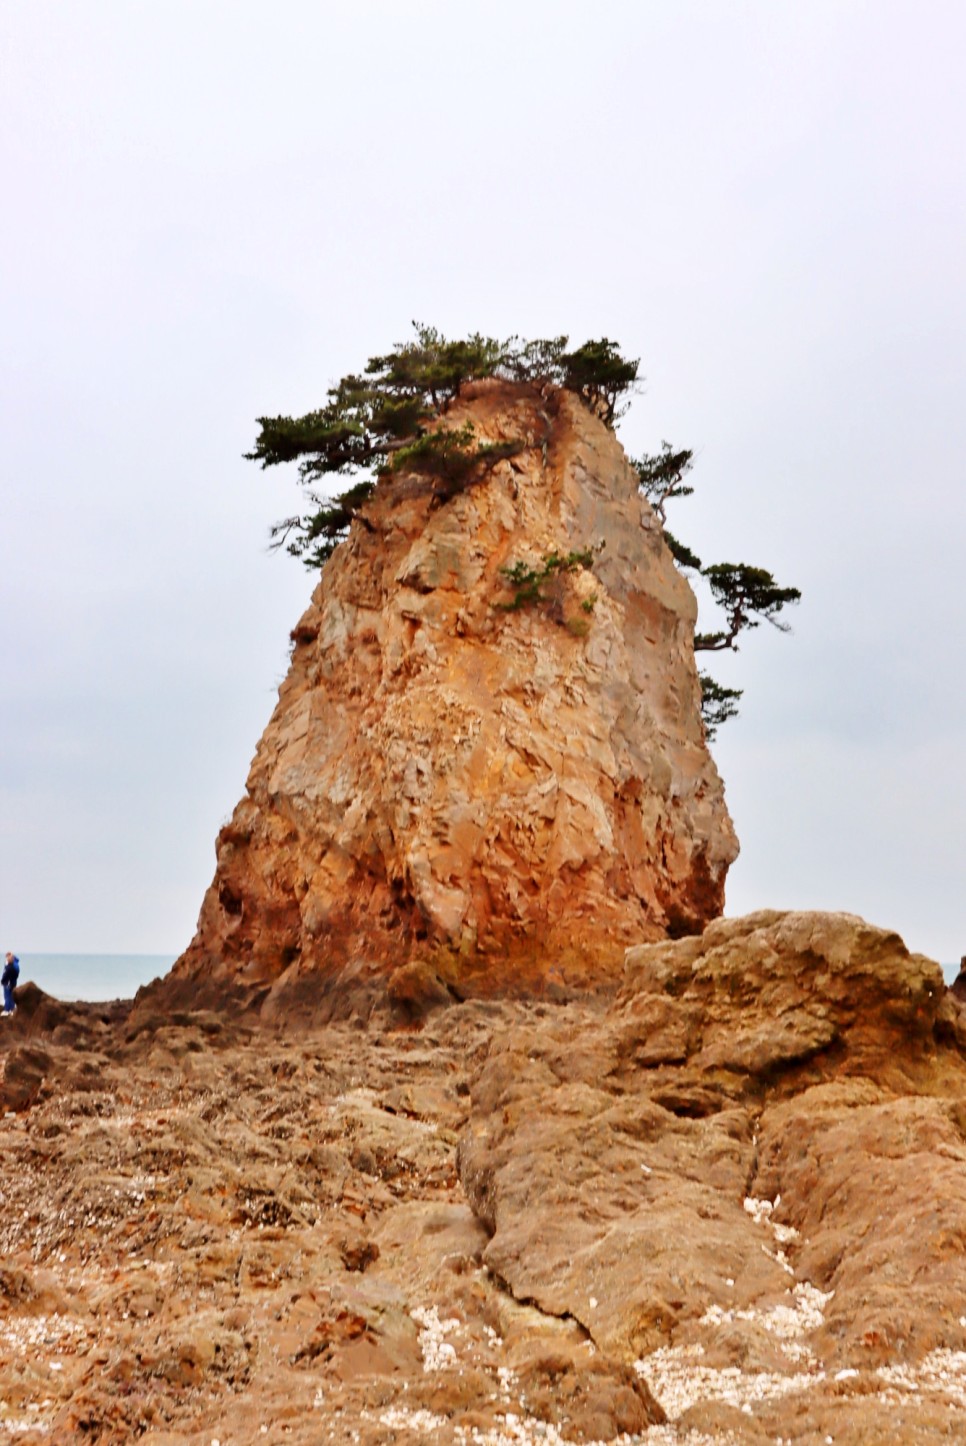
[249,325,799,736]
[633,443,800,737]
[248,325,637,568]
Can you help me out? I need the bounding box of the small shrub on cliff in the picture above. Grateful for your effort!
[697,673,743,736]
[390,424,525,501]
[631,442,801,737]
[496,550,596,634]
[556,339,639,426]
[497,550,595,611]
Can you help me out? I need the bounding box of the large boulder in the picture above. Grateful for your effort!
[457,910,966,1388]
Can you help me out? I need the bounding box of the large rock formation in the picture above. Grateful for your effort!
[171,380,736,1013]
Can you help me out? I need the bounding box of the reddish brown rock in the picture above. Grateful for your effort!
[165,381,736,1017]
[3,911,966,1441]
[0,1042,50,1111]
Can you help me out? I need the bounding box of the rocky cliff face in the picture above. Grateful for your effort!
[172,381,737,1012]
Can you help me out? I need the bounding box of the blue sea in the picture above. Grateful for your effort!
[9,953,962,1004]
[13,953,177,1003]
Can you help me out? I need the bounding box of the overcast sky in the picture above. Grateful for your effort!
[2,1,964,965]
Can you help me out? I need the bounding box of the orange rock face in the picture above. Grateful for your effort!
[173,381,737,1011]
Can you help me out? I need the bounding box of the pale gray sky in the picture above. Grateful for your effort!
[2,1,964,963]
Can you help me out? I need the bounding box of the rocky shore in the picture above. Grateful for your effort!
[3,367,959,1443]
[4,911,966,1444]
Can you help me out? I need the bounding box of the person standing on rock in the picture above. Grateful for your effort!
[2,952,19,1014]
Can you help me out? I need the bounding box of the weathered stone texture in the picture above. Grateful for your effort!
[4,911,966,1441]
[172,382,737,1013]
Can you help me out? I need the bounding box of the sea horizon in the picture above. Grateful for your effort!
[12,952,178,1003]
[8,949,962,1004]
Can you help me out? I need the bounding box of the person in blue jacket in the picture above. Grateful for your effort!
[2,952,19,1014]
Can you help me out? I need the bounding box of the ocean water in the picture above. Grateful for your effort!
[8,953,961,1004]
[12,954,177,1003]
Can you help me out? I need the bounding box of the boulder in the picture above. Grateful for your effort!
[458,910,966,1383]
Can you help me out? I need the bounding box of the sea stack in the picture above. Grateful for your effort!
[168,379,738,1015]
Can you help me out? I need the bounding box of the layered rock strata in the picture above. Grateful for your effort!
[172,381,737,1012]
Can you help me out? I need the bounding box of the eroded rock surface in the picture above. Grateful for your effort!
[460,911,966,1442]
[168,382,736,1016]
[3,910,966,1443]
[0,993,666,1445]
